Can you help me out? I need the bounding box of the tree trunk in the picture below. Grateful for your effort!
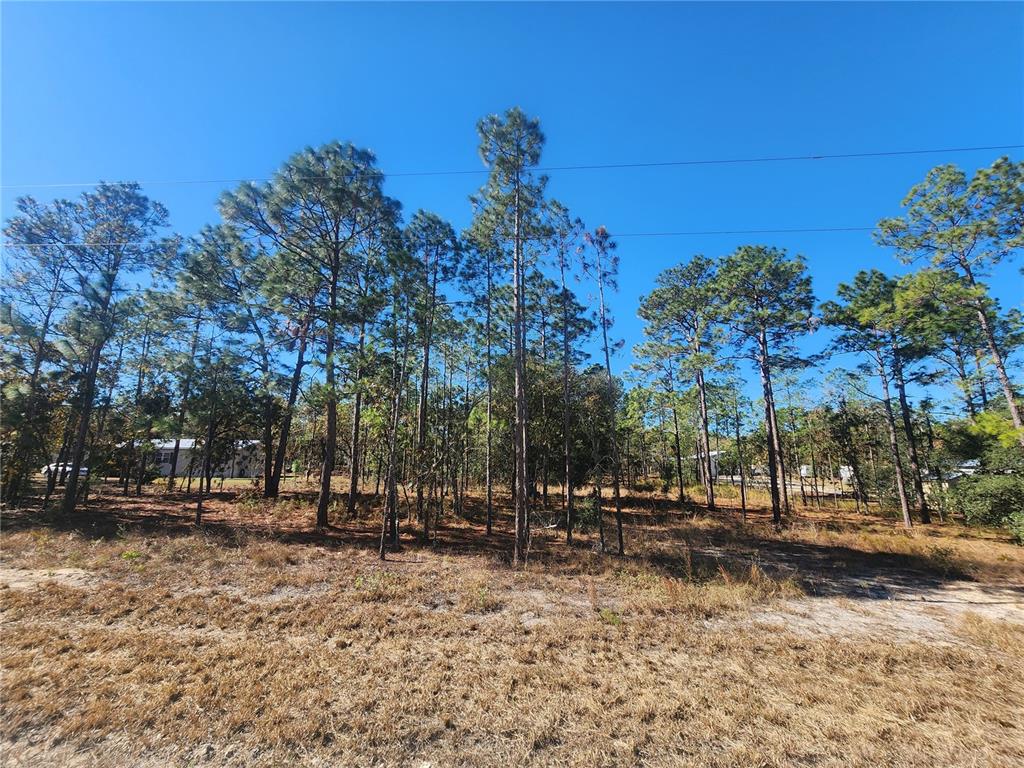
[60,342,104,516]
[3,269,63,504]
[878,361,913,528]
[416,250,439,540]
[346,320,367,518]
[269,309,311,497]
[510,171,531,565]
[756,332,783,525]
[960,260,1023,445]
[485,258,494,536]
[196,410,216,526]
[734,401,747,519]
[168,315,202,493]
[695,365,715,510]
[316,264,340,527]
[558,258,576,542]
[892,353,931,523]
[381,309,411,557]
[952,345,976,418]
[595,248,625,557]
[974,348,991,411]
[671,400,685,503]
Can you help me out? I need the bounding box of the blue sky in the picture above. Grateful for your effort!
[3,2,1022,410]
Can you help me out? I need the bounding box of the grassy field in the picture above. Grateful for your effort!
[2,482,1023,767]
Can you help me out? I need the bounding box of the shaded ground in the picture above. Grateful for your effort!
[2,483,1023,766]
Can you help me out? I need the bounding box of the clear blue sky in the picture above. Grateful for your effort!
[3,2,1022,409]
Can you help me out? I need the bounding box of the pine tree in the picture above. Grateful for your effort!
[639,255,721,511]
[583,226,626,555]
[876,157,1024,446]
[717,246,814,526]
[220,142,400,526]
[475,108,547,565]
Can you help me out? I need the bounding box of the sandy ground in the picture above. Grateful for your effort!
[2,490,1023,767]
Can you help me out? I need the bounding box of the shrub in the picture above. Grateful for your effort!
[1007,511,1024,546]
[574,497,601,531]
[947,474,1024,536]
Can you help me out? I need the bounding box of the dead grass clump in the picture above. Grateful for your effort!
[353,569,420,603]
[957,611,1024,655]
[248,541,300,568]
[615,560,804,619]
[456,576,505,613]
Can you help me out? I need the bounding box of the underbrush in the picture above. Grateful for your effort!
[615,560,805,619]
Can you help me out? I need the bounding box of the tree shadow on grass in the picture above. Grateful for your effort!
[5,485,1022,606]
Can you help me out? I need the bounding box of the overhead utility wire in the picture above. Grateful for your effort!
[1,143,1020,190]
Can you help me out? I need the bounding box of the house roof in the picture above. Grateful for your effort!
[118,439,260,451]
[686,450,723,460]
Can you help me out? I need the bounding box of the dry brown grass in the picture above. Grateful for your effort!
[1,484,1022,766]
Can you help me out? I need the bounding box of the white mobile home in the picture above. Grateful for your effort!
[144,439,262,479]
[686,450,721,480]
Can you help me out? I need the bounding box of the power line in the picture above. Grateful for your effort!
[1,143,1019,190]
[0,225,876,249]
[614,226,873,238]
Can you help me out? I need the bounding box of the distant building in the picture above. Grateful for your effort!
[926,459,982,487]
[124,439,262,479]
[687,449,721,480]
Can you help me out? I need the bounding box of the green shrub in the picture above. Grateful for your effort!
[1007,511,1024,546]
[574,497,601,531]
[947,474,1024,533]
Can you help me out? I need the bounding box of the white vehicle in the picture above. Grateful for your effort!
[40,463,89,479]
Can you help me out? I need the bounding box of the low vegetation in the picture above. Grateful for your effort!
[2,485,1022,766]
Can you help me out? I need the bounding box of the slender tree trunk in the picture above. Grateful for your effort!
[195,349,220,525]
[537,307,550,509]
[671,400,685,503]
[196,412,216,526]
[346,320,367,518]
[416,251,439,539]
[316,263,340,527]
[734,401,747,519]
[974,348,991,411]
[557,258,577,541]
[595,249,625,556]
[485,259,494,536]
[837,397,867,509]
[168,315,202,493]
[123,329,152,495]
[756,333,783,525]
[960,260,1023,445]
[461,365,471,518]
[695,365,716,510]
[135,418,153,496]
[892,353,931,523]
[381,308,412,557]
[512,173,530,565]
[878,361,912,528]
[4,269,64,503]
[952,346,976,418]
[60,342,104,515]
[44,411,76,509]
[768,388,790,514]
[808,439,822,509]
[269,309,311,497]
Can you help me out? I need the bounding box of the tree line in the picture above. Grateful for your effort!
[3,107,1022,558]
